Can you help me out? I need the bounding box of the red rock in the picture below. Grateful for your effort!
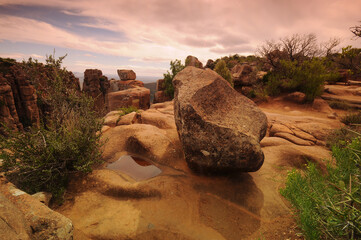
[0,75,23,132]
[118,80,144,90]
[117,70,136,80]
[153,91,171,103]
[231,64,254,86]
[83,69,109,112]
[107,87,150,111]
[156,79,165,91]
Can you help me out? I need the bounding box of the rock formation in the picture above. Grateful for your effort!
[107,87,150,111]
[231,63,255,86]
[4,65,40,128]
[117,70,136,80]
[0,180,73,240]
[153,79,171,103]
[0,74,22,132]
[83,69,109,112]
[185,55,203,68]
[173,66,268,173]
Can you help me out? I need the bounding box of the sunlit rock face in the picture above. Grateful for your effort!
[173,66,267,173]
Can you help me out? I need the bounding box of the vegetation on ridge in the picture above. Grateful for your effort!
[0,55,102,202]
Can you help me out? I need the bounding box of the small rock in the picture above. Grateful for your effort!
[32,192,52,206]
[284,92,306,104]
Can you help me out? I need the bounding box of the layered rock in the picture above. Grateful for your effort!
[117,70,136,80]
[83,69,109,112]
[107,87,150,111]
[108,79,144,92]
[0,74,22,131]
[173,66,268,173]
[5,66,40,128]
[185,55,203,68]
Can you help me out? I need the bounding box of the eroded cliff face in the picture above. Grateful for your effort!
[0,60,81,132]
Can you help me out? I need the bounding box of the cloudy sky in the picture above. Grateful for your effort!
[0,0,360,78]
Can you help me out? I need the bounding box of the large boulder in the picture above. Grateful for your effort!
[0,181,73,240]
[117,70,136,81]
[107,87,150,111]
[173,66,267,173]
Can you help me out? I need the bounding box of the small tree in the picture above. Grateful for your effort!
[351,22,361,38]
[163,59,185,98]
[214,60,233,87]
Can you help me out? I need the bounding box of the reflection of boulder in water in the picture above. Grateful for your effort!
[194,173,263,240]
[107,155,162,181]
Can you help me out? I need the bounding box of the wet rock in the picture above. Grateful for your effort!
[185,56,203,68]
[107,87,150,111]
[173,66,267,173]
[117,70,136,80]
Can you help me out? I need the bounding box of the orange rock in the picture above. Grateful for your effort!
[107,87,150,111]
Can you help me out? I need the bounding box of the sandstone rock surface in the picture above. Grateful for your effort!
[173,66,268,173]
[0,181,73,240]
[117,70,136,80]
[107,87,150,111]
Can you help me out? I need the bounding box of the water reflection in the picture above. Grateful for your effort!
[107,155,162,181]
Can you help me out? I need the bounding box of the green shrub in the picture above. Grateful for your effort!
[0,55,102,201]
[214,60,233,87]
[163,59,185,98]
[263,58,334,101]
[118,106,138,116]
[281,131,361,239]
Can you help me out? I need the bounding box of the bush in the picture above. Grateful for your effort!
[214,60,233,87]
[163,59,185,98]
[341,111,361,126]
[0,55,102,201]
[281,130,361,239]
[263,58,335,101]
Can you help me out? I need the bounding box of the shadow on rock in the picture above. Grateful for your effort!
[193,173,264,240]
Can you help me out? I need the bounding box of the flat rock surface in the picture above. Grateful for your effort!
[55,98,346,240]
